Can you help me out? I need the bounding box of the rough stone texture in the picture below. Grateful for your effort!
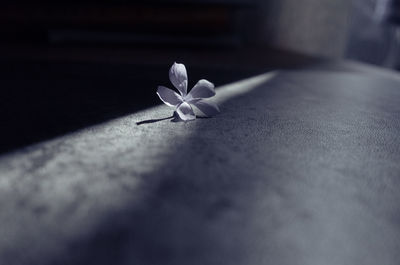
[1,66,400,265]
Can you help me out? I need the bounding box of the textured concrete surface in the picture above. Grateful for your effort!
[1,68,400,265]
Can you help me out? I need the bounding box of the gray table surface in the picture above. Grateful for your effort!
[1,63,400,265]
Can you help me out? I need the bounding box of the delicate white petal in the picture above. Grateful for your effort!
[157,86,183,107]
[169,62,188,96]
[176,102,196,121]
[187,79,215,100]
[192,100,220,117]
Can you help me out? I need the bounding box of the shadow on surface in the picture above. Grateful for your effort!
[37,71,400,265]
[42,74,278,265]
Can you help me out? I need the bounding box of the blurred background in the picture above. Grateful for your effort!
[0,0,399,153]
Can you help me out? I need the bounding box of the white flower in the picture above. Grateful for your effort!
[157,62,220,121]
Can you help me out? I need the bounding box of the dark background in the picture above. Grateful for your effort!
[0,0,298,153]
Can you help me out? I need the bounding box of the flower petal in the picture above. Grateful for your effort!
[169,62,188,96]
[176,102,196,121]
[157,86,183,107]
[192,100,220,117]
[187,79,215,100]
